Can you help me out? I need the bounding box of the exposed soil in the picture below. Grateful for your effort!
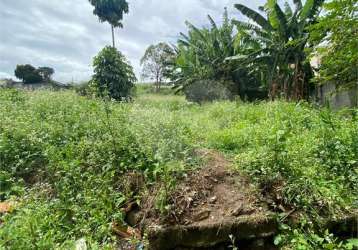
[0,202,13,214]
[121,149,275,249]
[117,149,357,249]
[160,149,268,226]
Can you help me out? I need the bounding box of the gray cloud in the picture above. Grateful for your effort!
[0,0,264,83]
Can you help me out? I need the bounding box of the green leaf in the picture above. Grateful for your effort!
[274,235,283,245]
[234,4,273,31]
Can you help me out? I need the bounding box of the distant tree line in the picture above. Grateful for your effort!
[84,0,356,104]
[15,64,54,84]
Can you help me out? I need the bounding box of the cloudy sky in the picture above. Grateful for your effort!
[0,0,265,83]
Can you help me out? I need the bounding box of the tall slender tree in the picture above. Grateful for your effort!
[140,43,175,91]
[88,0,129,48]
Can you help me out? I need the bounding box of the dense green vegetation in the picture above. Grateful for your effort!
[14,64,55,84]
[168,0,324,101]
[0,88,357,249]
[1,0,356,249]
[161,0,357,104]
[309,0,358,87]
[0,89,190,249]
[91,46,136,101]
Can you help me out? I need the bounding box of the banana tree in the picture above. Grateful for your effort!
[170,9,264,99]
[171,9,236,91]
[230,0,324,100]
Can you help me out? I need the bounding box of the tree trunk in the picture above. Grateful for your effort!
[270,80,279,101]
[293,59,301,100]
[155,73,160,92]
[111,25,116,48]
[158,76,162,91]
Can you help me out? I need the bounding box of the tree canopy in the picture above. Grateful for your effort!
[91,46,136,101]
[89,0,128,27]
[88,0,129,47]
[309,0,358,87]
[37,67,55,81]
[14,64,54,84]
[140,43,175,91]
[168,9,266,101]
[230,0,324,100]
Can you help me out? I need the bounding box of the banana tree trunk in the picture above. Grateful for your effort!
[296,69,306,100]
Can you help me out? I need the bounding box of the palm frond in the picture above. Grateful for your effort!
[293,0,303,11]
[207,15,217,30]
[274,3,289,38]
[232,20,262,33]
[185,21,207,41]
[284,2,293,19]
[177,39,190,47]
[300,0,324,22]
[179,32,190,42]
[234,4,273,31]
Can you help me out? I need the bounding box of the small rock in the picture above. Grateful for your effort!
[209,196,217,204]
[126,209,142,226]
[210,177,218,183]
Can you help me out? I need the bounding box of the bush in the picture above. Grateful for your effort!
[91,46,136,101]
[73,81,94,97]
[184,80,233,104]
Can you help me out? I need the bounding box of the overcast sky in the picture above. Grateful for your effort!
[0,0,265,83]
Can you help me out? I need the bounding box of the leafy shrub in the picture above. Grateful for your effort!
[309,0,358,87]
[275,223,358,250]
[73,81,95,97]
[91,46,136,101]
[184,80,233,104]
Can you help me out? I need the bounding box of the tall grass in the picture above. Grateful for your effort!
[0,89,356,248]
[0,89,192,248]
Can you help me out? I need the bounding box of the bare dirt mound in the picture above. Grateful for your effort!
[122,149,276,249]
[119,150,357,249]
[161,149,267,226]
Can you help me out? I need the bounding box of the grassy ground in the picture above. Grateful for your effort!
[0,88,357,249]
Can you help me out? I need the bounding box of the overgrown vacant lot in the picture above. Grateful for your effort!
[0,89,357,249]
